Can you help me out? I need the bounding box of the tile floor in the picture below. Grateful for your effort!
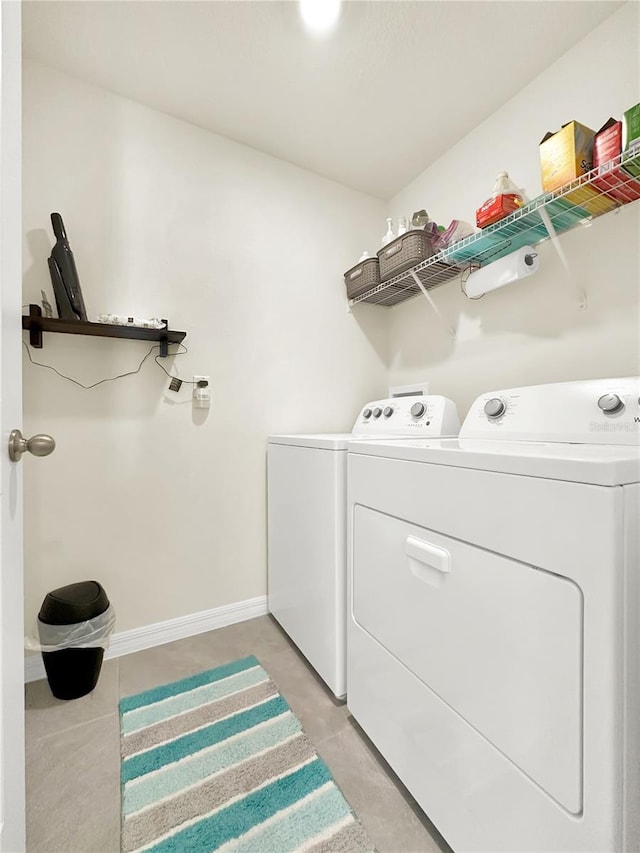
[25,615,452,853]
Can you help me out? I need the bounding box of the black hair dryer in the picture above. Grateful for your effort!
[48,213,88,321]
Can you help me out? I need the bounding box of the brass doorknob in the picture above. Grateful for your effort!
[8,429,56,462]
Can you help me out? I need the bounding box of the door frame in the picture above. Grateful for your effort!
[0,0,25,850]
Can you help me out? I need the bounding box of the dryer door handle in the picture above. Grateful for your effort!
[405,536,450,586]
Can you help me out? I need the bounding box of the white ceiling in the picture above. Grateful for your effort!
[22,0,622,199]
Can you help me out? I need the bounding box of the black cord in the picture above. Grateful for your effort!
[154,343,197,385]
[22,341,194,390]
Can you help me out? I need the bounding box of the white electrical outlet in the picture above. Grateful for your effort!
[192,375,211,409]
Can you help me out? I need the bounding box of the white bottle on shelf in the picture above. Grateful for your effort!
[492,172,527,202]
[381,218,395,246]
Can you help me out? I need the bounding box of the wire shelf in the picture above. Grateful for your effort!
[348,149,640,308]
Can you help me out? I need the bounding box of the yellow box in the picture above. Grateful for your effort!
[540,120,616,216]
[562,184,617,217]
[540,121,595,191]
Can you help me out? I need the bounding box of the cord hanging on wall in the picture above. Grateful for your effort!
[23,339,192,391]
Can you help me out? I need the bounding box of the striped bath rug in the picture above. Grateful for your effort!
[119,655,375,853]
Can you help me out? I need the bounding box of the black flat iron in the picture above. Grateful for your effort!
[48,212,88,320]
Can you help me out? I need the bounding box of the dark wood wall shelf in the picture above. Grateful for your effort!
[22,305,186,357]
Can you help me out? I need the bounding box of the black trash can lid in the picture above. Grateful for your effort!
[38,581,109,625]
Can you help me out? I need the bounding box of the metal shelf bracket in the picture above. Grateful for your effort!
[538,206,588,310]
[410,271,456,340]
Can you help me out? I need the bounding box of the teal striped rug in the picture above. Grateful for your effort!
[119,655,375,853]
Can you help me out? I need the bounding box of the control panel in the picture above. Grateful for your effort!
[352,396,460,438]
[461,377,640,445]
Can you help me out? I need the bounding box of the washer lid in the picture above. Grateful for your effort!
[268,433,355,450]
[349,438,640,485]
[267,432,445,450]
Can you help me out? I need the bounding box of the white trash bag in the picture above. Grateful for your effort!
[25,604,116,652]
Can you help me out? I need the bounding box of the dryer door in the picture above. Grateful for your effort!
[352,505,583,814]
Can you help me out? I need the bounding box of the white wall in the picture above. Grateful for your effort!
[386,2,640,415]
[22,2,640,637]
[22,61,388,633]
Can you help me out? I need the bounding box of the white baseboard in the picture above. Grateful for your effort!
[25,595,268,684]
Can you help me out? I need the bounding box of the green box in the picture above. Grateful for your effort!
[623,103,640,150]
[622,104,640,178]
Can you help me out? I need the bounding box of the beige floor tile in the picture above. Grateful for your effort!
[26,713,120,853]
[317,720,451,853]
[259,643,351,746]
[118,615,291,699]
[210,614,298,660]
[26,658,120,743]
[118,641,216,700]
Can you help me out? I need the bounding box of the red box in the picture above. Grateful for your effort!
[594,118,622,163]
[592,118,640,204]
[475,193,522,229]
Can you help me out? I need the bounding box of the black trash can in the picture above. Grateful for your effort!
[38,580,110,700]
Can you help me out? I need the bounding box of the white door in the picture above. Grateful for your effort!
[0,1,25,850]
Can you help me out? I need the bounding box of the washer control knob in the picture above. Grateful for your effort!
[410,402,425,418]
[383,406,393,418]
[362,408,372,419]
[598,393,624,414]
[373,407,382,419]
[484,398,506,419]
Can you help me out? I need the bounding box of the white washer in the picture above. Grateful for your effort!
[347,377,640,853]
[268,395,460,698]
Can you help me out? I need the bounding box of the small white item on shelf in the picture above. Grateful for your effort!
[96,314,167,329]
[411,209,430,229]
[464,245,539,299]
[381,218,395,246]
[397,216,409,236]
[358,251,370,261]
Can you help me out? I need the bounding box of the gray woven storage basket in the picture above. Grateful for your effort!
[377,231,434,282]
[343,257,381,299]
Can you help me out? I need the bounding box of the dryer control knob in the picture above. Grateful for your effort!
[373,407,382,418]
[484,398,506,419]
[410,402,425,418]
[383,406,393,418]
[598,393,624,414]
[363,408,372,419]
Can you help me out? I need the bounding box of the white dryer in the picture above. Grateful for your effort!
[268,395,460,699]
[347,377,640,853]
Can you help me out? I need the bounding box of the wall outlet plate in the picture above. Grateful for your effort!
[389,381,429,398]
[192,375,211,409]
